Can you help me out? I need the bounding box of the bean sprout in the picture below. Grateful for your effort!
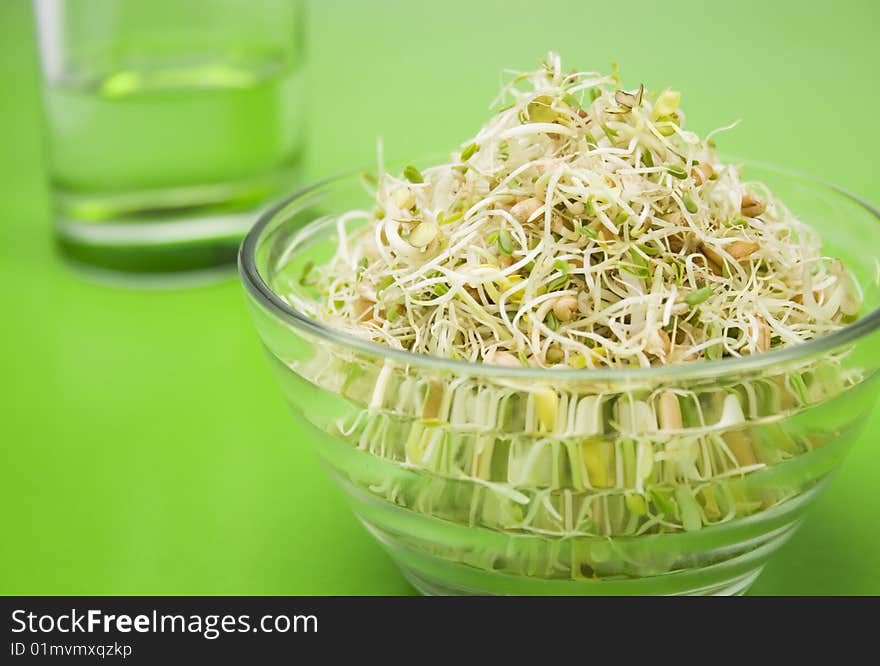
[312,53,860,369]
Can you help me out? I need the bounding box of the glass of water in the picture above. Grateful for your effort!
[33,0,306,283]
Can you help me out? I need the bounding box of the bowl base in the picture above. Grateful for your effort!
[348,471,803,596]
[400,564,764,596]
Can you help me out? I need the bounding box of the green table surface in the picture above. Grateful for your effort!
[2,0,878,595]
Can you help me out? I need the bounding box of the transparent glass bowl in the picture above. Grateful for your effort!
[239,162,880,595]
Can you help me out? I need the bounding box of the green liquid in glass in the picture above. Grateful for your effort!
[45,55,304,277]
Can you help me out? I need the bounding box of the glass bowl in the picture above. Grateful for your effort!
[239,161,880,595]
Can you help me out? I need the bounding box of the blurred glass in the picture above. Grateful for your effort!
[33,0,306,283]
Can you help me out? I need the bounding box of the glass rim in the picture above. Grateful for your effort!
[239,158,880,382]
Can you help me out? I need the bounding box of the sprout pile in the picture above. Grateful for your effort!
[275,54,867,584]
[312,53,859,369]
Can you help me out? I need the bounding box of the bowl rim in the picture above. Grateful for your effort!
[239,158,880,382]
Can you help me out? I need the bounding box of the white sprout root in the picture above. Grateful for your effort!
[311,53,860,369]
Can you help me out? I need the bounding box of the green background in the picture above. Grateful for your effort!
[2,0,878,595]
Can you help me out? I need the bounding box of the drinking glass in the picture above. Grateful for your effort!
[33,0,306,282]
